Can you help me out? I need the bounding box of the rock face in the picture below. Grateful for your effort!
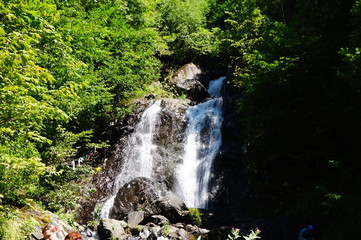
[78,97,189,224]
[168,63,209,102]
[111,180,189,228]
[152,98,189,189]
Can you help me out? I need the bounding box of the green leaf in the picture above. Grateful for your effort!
[0,27,5,36]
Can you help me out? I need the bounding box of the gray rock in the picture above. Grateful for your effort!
[176,228,191,239]
[98,218,126,240]
[111,178,159,219]
[161,225,178,237]
[152,98,189,189]
[199,228,210,234]
[147,215,170,226]
[150,226,162,238]
[169,63,209,102]
[119,220,128,228]
[156,237,169,240]
[139,228,151,239]
[173,223,184,228]
[150,193,187,222]
[127,211,145,228]
[127,237,141,240]
[185,224,198,233]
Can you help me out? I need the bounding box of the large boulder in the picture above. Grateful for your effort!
[97,218,127,240]
[110,178,160,220]
[110,180,188,224]
[169,63,209,102]
[150,192,188,222]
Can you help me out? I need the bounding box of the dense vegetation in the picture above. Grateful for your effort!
[221,0,361,239]
[1,0,360,239]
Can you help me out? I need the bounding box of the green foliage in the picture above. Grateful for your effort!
[158,0,208,35]
[0,1,54,205]
[209,0,361,238]
[157,0,218,62]
[0,1,164,230]
[56,210,76,226]
[243,228,261,240]
[227,228,261,240]
[38,164,93,212]
[0,141,46,205]
[0,209,40,240]
[1,0,360,239]
[220,0,269,63]
[87,220,99,230]
[0,1,89,208]
[188,208,203,225]
[227,228,241,240]
[57,1,161,106]
[162,224,171,236]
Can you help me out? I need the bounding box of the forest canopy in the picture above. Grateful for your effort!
[1,0,361,239]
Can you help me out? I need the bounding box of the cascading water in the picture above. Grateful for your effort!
[100,100,162,218]
[175,76,226,209]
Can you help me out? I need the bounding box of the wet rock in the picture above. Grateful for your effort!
[130,97,157,116]
[77,97,189,224]
[111,178,160,220]
[153,98,189,190]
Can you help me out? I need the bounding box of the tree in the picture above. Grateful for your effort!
[215,0,361,238]
[0,1,70,205]
[157,0,217,62]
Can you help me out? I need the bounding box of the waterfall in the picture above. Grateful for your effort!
[175,76,226,209]
[100,100,162,218]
